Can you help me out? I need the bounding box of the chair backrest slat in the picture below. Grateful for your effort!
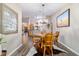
[43,33,54,45]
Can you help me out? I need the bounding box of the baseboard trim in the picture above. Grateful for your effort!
[7,44,23,56]
[59,41,79,56]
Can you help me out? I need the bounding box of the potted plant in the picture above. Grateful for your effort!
[0,37,7,56]
[0,38,2,55]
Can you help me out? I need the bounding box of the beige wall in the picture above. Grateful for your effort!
[52,3,79,55]
[0,3,22,55]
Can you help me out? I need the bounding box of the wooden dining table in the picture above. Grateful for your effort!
[30,32,53,55]
[29,31,60,56]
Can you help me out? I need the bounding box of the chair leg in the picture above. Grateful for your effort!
[43,46,53,56]
[43,46,46,56]
[51,46,53,56]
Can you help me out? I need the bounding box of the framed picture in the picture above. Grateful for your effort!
[1,4,18,34]
[56,9,70,27]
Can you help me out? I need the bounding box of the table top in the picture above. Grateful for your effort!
[30,32,46,38]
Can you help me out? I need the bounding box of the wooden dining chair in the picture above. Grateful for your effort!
[54,31,60,46]
[43,33,54,56]
[32,36,43,55]
[54,31,60,42]
[32,37,40,45]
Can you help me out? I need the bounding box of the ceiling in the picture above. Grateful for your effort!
[18,3,68,18]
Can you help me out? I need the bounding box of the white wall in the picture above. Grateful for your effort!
[52,3,79,55]
[1,3,22,55]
